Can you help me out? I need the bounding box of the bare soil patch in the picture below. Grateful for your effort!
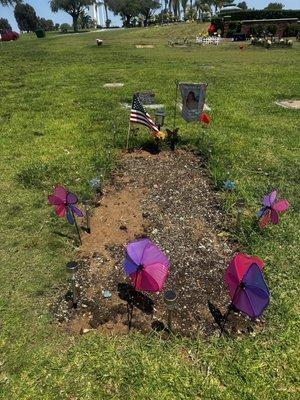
[53,150,264,338]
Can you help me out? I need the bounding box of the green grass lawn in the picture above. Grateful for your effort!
[0,24,299,399]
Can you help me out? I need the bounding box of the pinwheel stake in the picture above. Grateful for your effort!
[83,199,91,234]
[73,212,82,245]
[66,261,79,308]
[164,290,177,332]
[236,198,246,227]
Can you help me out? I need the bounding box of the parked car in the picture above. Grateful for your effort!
[0,30,20,41]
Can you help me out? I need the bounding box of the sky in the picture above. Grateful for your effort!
[0,0,299,32]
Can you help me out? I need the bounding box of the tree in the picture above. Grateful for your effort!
[264,2,284,10]
[50,0,94,32]
[212,0,233,14]
[106,0,140,27]
[237,1,247,10]
[60,22,71,32]
[14,2,38,32]
[78,10,94,28]
[139,0,160,26]
[37,17,55,31]
[169,0,180,17]
[0,0,21,5]
[181,0,188,19]
[0,17,12,30]
[103,0,110,26]
[195,0,210,21]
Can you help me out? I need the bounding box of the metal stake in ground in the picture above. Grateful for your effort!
[83,200,91,234]
[66,261,79,308]
[71,209,82,246]
[164,290,177,332]
[172,80,179,130]
[128,267,141,331]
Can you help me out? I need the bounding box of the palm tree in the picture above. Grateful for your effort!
[103,0,109,25]
[194,0,210,20]
[181,0,188,19]
[212,0,228,14]
[171,0,180,17]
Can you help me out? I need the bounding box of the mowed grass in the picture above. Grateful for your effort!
[0,24,299,399]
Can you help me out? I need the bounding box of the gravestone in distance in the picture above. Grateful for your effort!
[136,92,155,105]
[103,83,124,88]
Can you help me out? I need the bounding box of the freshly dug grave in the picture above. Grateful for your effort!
[53,150,264,338]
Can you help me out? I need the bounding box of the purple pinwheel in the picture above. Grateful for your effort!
[221,257,270,332]
[226,263,269,318]
[225,254,269,318]
[124,238,169,292]
[257,190,289,228]
[48,185,83,224]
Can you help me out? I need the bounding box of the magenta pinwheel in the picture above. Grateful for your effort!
[124,238,169,292]
[48,185,83,225]
[257,190,289,228]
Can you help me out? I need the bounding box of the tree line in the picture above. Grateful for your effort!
[0,0,286,33]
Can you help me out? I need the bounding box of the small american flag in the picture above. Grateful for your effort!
[130,94,159,133]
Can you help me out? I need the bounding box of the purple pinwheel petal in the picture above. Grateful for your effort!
[256,207,267,219]
[127,238,151,266]
[67,191,78,205]
[124,254,138,275]
[70,205,83,217]
[262,195,271,207]
[269,190,277,205]
[141,242,169,269]
[263,190,277,207]
[66,207,75,224]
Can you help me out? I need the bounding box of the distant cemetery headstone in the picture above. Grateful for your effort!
[135,45,154,48]
[136,92,155,105]
[275,100,300,109]
[103,83,124,88]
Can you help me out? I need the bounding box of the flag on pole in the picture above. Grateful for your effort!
[130,94,159,133]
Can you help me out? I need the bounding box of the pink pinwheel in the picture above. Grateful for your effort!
[257,190,289,228]
[48,185,83,224]
[124,238,169,292]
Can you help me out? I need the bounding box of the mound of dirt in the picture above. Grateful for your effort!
[53,150,264,338]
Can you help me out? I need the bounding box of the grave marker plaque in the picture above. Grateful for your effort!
[136,92,155,105]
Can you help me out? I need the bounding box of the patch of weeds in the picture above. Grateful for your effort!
[15,161,67,189]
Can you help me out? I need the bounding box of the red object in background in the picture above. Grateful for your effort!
[239,45,245,50]
[208,23,216,35]
[199,112,210,124]
[0,30,20,42]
